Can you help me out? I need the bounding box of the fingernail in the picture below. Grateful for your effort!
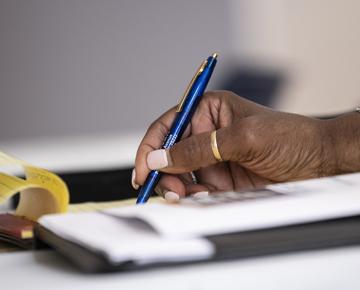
[131,168,139,190]
[164,191,180,202]
[147,149,168,170]
[193,191,209,198]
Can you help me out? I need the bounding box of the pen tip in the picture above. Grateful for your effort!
[212,52,219,59]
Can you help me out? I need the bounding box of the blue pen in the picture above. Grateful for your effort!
[136,52,218,204]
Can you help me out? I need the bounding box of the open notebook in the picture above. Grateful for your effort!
[37,173,360,272]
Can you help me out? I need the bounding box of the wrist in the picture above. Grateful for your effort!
[325,112,360,174]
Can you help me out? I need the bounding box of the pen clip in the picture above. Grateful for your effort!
[176,60,208,112]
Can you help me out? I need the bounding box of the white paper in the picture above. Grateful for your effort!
[105,173,360,238]
[39,172,360,265]
[39,212,214,265]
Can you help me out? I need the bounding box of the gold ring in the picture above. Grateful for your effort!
[210,130,223,162]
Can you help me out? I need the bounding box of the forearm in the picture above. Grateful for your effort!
[326,112,360,173]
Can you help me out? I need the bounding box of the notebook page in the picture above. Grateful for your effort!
[39,212,214,265]
[105,173,360,238]
[67,197,164,213]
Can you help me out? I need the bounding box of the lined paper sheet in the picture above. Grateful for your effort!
[68,197,164,213]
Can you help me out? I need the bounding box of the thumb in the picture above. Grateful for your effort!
[146,128,235,174]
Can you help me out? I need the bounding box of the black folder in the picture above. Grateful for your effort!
[35,215,360,273]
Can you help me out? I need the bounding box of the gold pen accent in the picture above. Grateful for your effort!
[176,60,208,112]
[176,53,218,112]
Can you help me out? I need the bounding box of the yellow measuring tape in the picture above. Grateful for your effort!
[0,152,69,221]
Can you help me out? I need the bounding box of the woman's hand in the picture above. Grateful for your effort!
[133,91,336,201]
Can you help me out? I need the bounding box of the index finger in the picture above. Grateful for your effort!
[135,106,187,185]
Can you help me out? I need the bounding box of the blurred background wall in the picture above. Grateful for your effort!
[0,0,359,140]
[230,0,360,115]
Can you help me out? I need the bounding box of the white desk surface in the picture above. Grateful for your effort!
[1,246,360,290]
[0,132,143,173]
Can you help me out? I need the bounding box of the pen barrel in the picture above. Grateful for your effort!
[136,54,217,204]
[163,56,217,148]
[136,170,161,204]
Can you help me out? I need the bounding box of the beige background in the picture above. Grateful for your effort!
[230,0,360,115]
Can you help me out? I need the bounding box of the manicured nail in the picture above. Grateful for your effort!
[147,149,168,170]
[131,168,139,190]
[164,191,180,202]
[193,191,209,198]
